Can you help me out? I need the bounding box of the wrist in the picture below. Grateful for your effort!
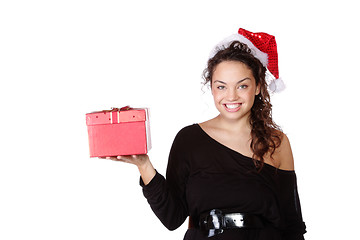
[137,159,156,185]
[137,156,152,171]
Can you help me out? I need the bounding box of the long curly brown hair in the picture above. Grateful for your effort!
[202,41,282,170]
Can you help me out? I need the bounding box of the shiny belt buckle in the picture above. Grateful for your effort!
[224,213,244,228]
[200,209,225,237]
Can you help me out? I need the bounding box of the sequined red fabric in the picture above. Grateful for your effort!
[238,28,279,79]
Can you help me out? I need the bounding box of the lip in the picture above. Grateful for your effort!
[223,103,242,112]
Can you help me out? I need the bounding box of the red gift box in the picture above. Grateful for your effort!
[86,107,151,157]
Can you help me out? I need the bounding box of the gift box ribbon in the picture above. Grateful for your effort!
[86,106,146,126]
[110,106,133,124]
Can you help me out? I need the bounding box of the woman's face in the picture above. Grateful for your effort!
[211,61,260,122]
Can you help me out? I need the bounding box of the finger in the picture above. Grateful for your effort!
[98,156,114,160]
[116,155,134,162]
[101,156,118,161]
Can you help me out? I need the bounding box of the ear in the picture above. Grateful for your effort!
[255,84,261,95]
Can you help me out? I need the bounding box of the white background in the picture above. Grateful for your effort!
[1,0,359,239]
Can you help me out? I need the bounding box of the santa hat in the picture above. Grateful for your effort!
[209,28,285,93]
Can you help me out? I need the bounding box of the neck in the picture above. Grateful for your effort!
[214,113,252,134]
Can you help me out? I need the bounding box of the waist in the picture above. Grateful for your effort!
[189,209,264,237]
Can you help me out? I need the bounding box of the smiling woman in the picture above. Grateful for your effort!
[202,42,282,170]
[211,62,259,120]
[109,28,306,240]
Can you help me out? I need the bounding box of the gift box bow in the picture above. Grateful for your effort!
[104,106,133,112]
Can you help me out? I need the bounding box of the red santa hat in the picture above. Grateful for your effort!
[209,28,285,93]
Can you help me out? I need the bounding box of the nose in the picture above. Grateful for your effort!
[226,88,238,101]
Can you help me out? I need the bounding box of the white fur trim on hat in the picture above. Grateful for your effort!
[209,34,269,67]
[268,77,285,93]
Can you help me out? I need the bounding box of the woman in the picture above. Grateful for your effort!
[107,28,306,239]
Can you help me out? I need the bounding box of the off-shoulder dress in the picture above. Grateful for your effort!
[140,124,306,240]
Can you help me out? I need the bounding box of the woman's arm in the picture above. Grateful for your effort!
[103,127,191,231]
[275,134,306,239]
[277,133,295,171]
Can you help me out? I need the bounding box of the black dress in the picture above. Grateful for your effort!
[140,124,306,240]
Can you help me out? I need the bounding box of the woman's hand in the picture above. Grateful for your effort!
[103,154,149,168]
[100,155,156,185]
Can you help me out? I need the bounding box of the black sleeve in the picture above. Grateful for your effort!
[278,171,306,240]
[140,128,190,230]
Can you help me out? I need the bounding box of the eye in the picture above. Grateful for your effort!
[217,86,225,90]
[238,85,248,89]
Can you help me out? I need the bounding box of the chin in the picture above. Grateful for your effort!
[217,107,251,122]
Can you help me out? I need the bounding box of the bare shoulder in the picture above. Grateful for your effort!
[199,118,219,132]
[276,133,295,171]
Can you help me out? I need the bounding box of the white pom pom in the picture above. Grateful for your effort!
[268,77,285,93]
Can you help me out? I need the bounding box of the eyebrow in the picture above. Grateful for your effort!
[213,77,251,85]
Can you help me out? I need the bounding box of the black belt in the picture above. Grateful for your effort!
[189,209,264,237]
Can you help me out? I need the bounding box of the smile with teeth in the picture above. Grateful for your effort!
[224,103,242,111]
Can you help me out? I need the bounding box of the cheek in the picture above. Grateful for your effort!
[211,89,223,102]
[241,90,256,104]
[211,87,217,97]
[248,91,256,99]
